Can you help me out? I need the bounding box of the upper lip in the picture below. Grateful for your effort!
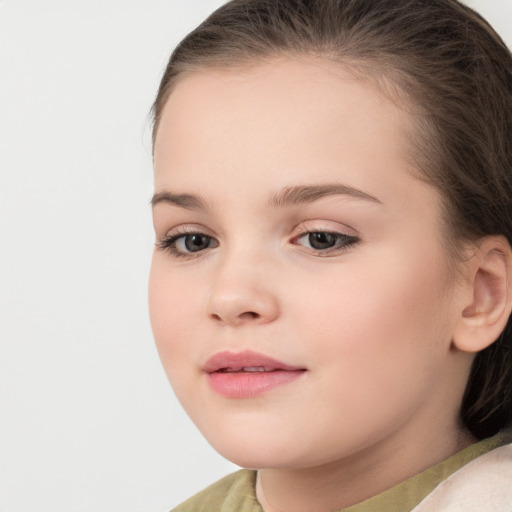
[202,350,305,373]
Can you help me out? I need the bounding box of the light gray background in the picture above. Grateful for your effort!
[1,1,511,511]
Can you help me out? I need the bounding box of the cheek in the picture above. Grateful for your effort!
[148,256,202,383]
[291,245,454,379]
[275,252,455,451]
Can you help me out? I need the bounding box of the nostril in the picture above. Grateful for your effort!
[240,311,260,320]
[209,310,260,323]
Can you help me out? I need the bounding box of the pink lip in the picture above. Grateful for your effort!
[203,350,307,398]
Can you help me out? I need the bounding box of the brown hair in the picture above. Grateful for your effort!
[151,0,512,439]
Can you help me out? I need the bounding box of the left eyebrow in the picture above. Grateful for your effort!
[269,183,382,207]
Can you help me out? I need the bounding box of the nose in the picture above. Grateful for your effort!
[205,258,280,327]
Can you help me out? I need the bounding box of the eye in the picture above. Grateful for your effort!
[157,231,219,258]
[293,231,359,255]
[179,233,214,252]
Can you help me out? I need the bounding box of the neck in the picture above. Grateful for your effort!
[255,425,475,512]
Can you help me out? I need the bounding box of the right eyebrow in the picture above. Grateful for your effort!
[151,191,210,211]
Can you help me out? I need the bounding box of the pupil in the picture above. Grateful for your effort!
[185,234,210,252]
[309,232,337,250]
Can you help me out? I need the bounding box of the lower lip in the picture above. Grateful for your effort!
[207,370,306,398]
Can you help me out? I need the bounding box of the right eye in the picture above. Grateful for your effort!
[157,232,219,258]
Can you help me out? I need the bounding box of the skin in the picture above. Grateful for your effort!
[149,58,479,512]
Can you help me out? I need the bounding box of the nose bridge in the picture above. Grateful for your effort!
[206,240,279,326]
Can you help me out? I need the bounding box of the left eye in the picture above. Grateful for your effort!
[295,231,358,252]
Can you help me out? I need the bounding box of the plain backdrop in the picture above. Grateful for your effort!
[1,1,511,511]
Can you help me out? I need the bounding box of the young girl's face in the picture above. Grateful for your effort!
[150,59,472,471]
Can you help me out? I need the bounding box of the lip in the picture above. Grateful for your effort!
[202,350,307,398]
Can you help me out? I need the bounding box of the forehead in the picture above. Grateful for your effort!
[153,57,432,211]
[154,57,411,159]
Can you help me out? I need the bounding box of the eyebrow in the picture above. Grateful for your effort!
[151,183,381,211]
[269,184,382,207]
[151,191,211,211]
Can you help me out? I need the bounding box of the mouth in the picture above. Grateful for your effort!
[217,366,281,373]
[203,350,307,398]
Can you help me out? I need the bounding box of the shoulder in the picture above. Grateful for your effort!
[412,443,512,511]
[171,469,262,512]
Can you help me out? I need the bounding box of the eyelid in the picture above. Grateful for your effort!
[156,222,219,244]
[291,219,359,238]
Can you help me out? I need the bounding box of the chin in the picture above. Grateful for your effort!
[215,445,297,470]
[200,425,317,470]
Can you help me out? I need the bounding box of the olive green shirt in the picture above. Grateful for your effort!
[172,430,512,512]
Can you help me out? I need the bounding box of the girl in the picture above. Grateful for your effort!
[148,1,512,510]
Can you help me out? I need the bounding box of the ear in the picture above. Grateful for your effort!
[452,236,512,353]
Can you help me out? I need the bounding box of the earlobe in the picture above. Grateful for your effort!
[452,236,512,353]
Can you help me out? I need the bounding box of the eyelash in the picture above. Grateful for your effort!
[156,228,360,259]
